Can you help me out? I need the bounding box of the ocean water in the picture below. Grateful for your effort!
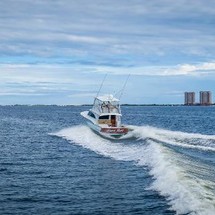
[1,105,215,215]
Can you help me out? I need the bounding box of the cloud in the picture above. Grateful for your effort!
[163,62,215,76]
[1,60,215,89]
[1,0,215,61]
[89,61,215,76]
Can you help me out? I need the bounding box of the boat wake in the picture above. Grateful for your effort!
[52,125,215,215]
[130,125,215,152]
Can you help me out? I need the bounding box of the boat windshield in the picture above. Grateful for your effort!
[92,98,121,114]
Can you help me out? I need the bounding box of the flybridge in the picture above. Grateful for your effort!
[92,94,121,115]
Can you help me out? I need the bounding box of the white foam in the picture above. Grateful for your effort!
[52,125,215,215]
[144,140,215,215]
[131,125,215,152]
[53,126,143,162]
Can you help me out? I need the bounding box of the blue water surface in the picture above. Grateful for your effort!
[0,105,215,215]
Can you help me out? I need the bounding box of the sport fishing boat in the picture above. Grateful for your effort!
[80,94,132,139]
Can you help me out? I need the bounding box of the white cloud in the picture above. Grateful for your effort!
[1,0,215,59]
[1,61,215,88]
[91,61,215,76]
[66,34,112,44]
[165,62,215,76]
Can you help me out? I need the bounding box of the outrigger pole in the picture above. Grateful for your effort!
[118,74,130,100]
[96,73,108,97]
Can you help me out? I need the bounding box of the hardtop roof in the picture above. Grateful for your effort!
[95,94,119,102]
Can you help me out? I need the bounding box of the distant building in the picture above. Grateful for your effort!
[184,92,195,105]
[199,91,212,105]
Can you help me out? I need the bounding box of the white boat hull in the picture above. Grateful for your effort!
[86,119,131,140]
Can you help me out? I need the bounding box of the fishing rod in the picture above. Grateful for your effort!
[96,73,108,97]
[118,74,131,100]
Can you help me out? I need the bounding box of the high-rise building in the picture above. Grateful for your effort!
[199,91,212,105]
[184,92,195,105]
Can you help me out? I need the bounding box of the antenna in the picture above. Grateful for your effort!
[119,74,130,100]
[96,73,107,97]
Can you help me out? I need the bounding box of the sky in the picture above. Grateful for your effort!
[1,0,215,105]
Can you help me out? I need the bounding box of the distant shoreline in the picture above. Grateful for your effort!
[0,104,214,107]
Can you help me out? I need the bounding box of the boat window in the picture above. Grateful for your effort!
[99,115,109,119]
[88,111,96,118]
